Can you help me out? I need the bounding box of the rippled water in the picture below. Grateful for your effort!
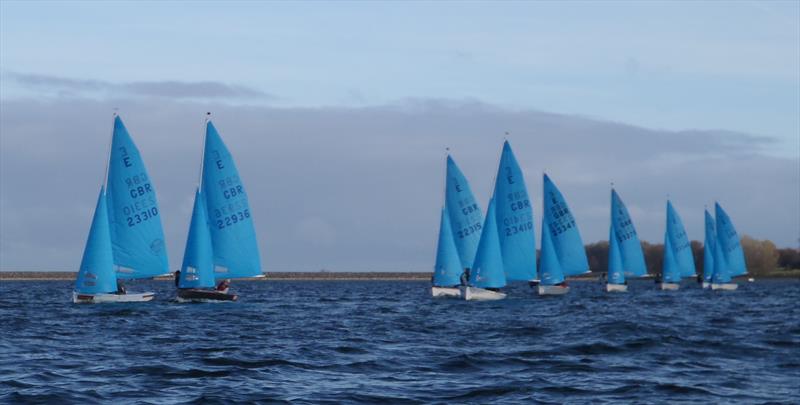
[1,279,798,404]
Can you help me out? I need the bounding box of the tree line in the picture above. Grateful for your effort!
[584,235,800,276]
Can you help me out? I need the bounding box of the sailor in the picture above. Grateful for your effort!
[174,270,180,287]
[460,268,470,286]
[116,280,127,295]
[216,279,230,294]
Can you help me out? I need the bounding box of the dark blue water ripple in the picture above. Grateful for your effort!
[1,279,799,404]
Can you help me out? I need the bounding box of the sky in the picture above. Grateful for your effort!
[1,1,798,272]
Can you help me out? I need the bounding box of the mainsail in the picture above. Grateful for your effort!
[492,141,536,281]
[105,116,169,279]
[75,188,117,294]
[469,199,506,289]
[445,155,483,270]
[432,207,463,287]
[703,210,716,283]
[611,189,647,277]
[539,213,566,286]
[178,189,216,289]
[542,174,589,276]
[607,225,625,285]
[666,201,696,278]
[202,121,262,279]
[715,203,747,277]
[662,232,682,284]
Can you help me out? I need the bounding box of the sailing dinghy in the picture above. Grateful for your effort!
[431,208,463,298]
[176,118,262,302]
[463,199,507,301]
[537,174,589,295]
[74,116,167,303]
[492,141,537,286]
[711,202,746,291]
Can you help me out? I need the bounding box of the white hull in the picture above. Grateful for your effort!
[431,286,461,298]
[660,283,680,291]
[73,291,155,304]
[605,283,627,292]
[462,286,506,301]
[701,281,711,289]
[537,285,570,295]
[711,283,738,291]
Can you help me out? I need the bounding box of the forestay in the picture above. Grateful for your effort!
[106,116,169,279]
[492,141,536,281]
[202,121,262,279]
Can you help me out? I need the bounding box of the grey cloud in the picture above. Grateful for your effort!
[0,96,797,273]
[5,72,273,100]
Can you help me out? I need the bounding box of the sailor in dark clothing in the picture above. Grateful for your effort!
[174,270,181,287]
[116,280,126,295]
[460,268,471,286]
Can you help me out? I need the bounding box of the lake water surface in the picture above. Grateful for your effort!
[1,279,798,404]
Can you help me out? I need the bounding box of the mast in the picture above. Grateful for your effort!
[198,112,211,190]
[102,110,118,193]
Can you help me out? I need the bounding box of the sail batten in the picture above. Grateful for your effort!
[105,116,169,279]
[493,141,536,281]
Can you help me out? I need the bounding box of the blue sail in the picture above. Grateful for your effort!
[666,201,696,278]
[445,155,483,269]
[493,141,536,281]
[469,199,506,289]
[105,116,169,279]
[75,188,117,294]
[611,189,648,277]
[715,202,747,277]
[178,189,216,289]
[662,232,682,283]
[432,207,463,287]
[540,213,566,286]
[202,121,262,279]
[703,210,716,282]
[542,174,589,276]
[712,236,731,284]
[607,225,625,285]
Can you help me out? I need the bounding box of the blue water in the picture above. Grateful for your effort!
[1,279,798,404]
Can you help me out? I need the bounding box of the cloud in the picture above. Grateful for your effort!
[0,95,797,273]
[4,72,274,101]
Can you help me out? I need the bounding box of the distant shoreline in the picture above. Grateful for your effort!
[1,270,797,282]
